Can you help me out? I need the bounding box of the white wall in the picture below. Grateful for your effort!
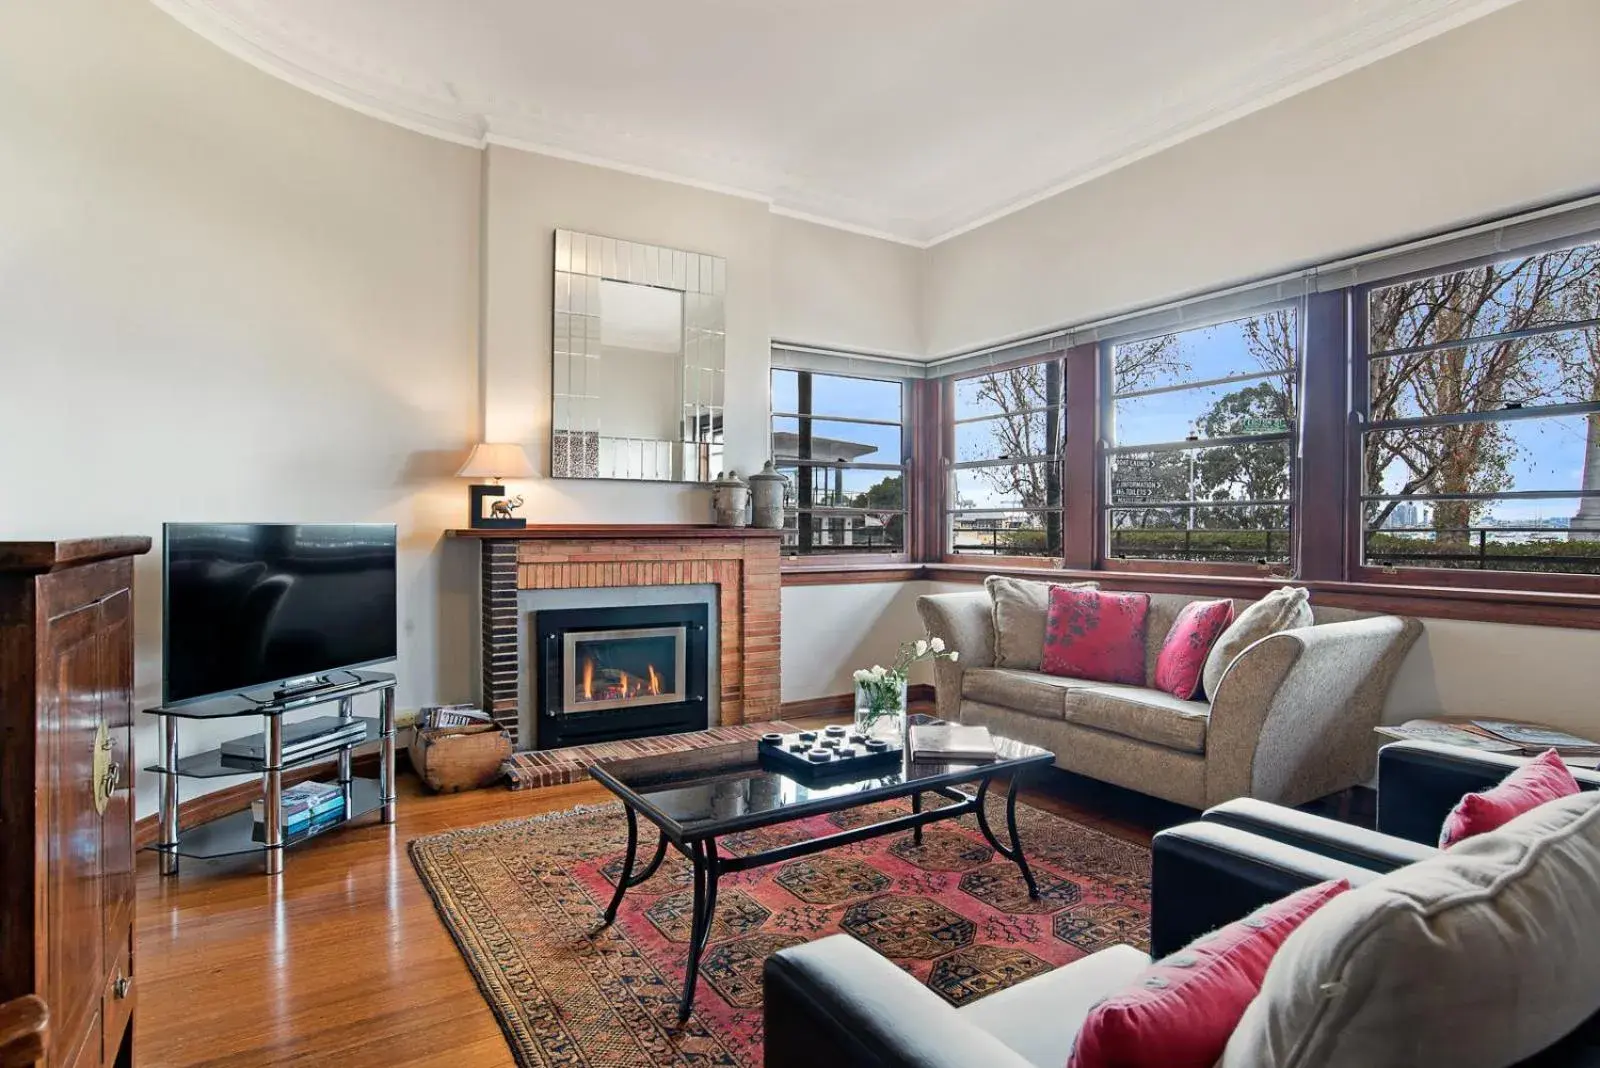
[0,0,483,818]
[922,0,1600,355]
[771,215,922,358]
[780,583,935,703]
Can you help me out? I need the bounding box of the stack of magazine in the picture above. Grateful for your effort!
[252,781,345,841]
[417,703,491,730]
[908,722,996,763]
[1377,718,1600,767]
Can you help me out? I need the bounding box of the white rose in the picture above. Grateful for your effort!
[929,637,945,652]
[949,651,960,663]
[853,669,869,683]
[914,639,929,657]
[871,665,886,677]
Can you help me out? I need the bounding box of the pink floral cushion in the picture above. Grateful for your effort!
[1154,599,1235,700]
[1041,587,1150,686]
[1439,749,1581,847]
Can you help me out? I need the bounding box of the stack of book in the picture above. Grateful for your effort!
[909,722,997,763]
[252,781,346,841]
[1377,718,1600,768]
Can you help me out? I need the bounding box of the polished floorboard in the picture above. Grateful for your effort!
[134,743,1185,1067]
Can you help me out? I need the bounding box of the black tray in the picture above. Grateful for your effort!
[757,725,902,780]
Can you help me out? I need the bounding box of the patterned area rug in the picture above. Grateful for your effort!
[409,796,1151,1067]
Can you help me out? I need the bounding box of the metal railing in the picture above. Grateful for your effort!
[1109,526,1291,563]
[1366,526,1600,572]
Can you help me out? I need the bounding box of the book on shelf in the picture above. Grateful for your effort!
[909,723,996,762]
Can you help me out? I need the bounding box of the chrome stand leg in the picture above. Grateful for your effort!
[159,716,180,877]
[379,685,397,824]
[263,714,284,877]
[336,694,354,809]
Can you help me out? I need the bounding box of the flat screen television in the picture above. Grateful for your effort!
[162,523,398,705]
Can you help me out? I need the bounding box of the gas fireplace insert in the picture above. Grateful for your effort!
[532,602,709,750]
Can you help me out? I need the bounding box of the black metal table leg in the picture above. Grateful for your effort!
[678,839,720,1023]
[974,773,1040,899]
[602,804,639,925]
[911,791,923,845]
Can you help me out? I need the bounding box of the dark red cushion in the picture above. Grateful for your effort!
[1068,880,1350,1068]
[1153,599,1234,700]
[1439,749,1581,847]
[1041,587,1150,686]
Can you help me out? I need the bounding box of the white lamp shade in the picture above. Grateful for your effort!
[456,442,535,480]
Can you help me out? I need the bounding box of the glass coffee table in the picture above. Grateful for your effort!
[588,729,1055,1021]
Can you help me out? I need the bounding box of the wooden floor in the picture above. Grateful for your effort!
[134,744,1187,1068]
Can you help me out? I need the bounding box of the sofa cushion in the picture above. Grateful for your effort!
[985,575,1098,670]
[1440,748,1581,847]
[1221,790,1600,1068]
[1203,586,1312,699]
[959,944,1150,1068]
[1043,587,1150,686]
[960,668,1091,720]
[1154,598,1234,700]
[1066,683,1210,754]
[1070,880,1349,1068]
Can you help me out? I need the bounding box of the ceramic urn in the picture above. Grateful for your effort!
[710,470,750,527]
[748,461,789,529]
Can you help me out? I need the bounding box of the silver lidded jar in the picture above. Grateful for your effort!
[710,470,750,527]
[748,461,789,529]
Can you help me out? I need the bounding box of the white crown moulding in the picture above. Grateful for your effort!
[146,0,1523,249]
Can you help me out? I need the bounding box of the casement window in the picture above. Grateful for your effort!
[945,358,1065,559]
[1356,239,1600,578]
[771,369,908,557]
[1104,308,1300,569]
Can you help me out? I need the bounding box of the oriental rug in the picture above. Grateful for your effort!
[409,797,1150,1067]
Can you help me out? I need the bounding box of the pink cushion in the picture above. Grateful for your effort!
[1439,749,1581,847]
[1153,599,1234,700]
[1041,587,1150,686]
[1069,880,1350,1068]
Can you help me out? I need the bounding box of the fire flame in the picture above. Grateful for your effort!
[578,655,668,702]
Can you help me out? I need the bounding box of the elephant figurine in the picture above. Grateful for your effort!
[489,494,524,519]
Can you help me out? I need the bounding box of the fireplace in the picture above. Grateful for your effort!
[533,602,709,749]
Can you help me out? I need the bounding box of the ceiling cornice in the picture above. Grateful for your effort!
[147,0,1524,249]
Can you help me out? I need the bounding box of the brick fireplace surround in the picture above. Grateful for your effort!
[449,525,783,748]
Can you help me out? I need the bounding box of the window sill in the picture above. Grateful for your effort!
[780,563,923,586]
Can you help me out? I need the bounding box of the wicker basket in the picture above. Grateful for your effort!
[408,722,512,793]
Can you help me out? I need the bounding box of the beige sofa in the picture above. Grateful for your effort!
[916,580,1422,809]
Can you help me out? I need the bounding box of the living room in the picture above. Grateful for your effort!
[3,0,1600,1066]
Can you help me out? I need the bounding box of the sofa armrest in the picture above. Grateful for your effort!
[1151,822,1377,958]
[916,591,994,724]
[764,935,1035,1068]
[1204,615,1422,808]
[1377,740,1600,845]
[1202,797,1436,872]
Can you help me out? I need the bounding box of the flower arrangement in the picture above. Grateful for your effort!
[852,635,960,735]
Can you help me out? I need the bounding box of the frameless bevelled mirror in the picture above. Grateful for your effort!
[551,229,726,482]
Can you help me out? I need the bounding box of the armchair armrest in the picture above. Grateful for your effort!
[915,591,994,724]
[1151,822,1376,958]
[1204,615,1422,808]
[1202,797,1436,872]
[1377,740,1600,845]
[764,935,1034,1068]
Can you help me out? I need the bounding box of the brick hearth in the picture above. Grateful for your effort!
[453,525,782,748]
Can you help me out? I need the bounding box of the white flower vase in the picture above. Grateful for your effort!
[854,676,907,744]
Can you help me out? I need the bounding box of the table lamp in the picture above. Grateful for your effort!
[456,442,535,529]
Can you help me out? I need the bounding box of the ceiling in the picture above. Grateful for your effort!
[151,0,1521,246]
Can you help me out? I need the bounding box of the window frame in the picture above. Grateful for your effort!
[1347,237,1600,596]
[770,366,912,565]
[940,353,1068,568]
[1098,301,1305,577]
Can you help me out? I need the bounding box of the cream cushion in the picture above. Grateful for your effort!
[984,576,1097,670]
[1202,586,1312,699]
[960,668,1091,720]
[1222,790,1600,1068]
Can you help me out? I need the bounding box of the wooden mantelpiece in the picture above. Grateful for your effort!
[454,526,781,747]
[447,524,783,541]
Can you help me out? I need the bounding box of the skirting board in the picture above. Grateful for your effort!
[779,683,936,722]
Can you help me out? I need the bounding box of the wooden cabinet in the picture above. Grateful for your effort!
[1,538,150,1068]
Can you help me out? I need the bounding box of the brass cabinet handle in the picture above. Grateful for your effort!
[114,974,131,999]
